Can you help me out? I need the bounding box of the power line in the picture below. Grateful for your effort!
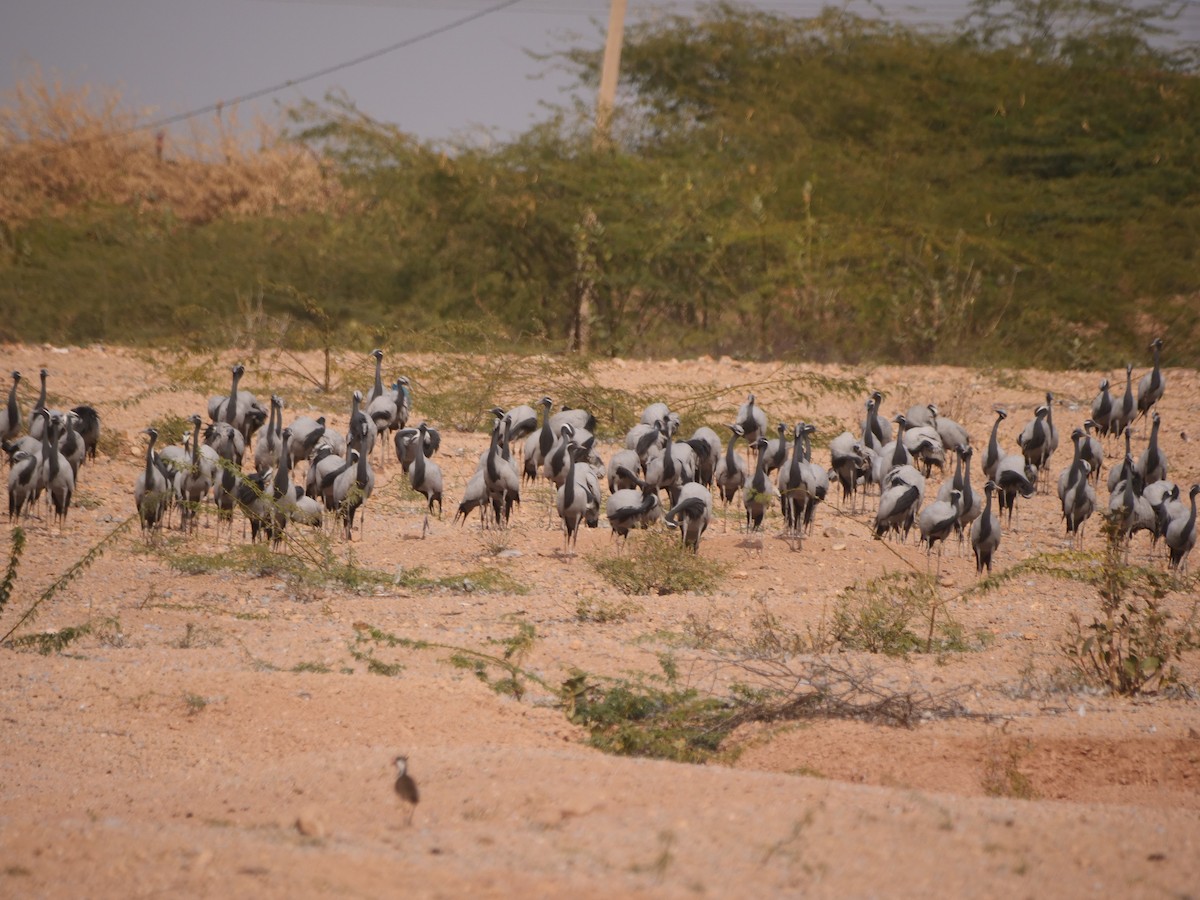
[36,0,527,150]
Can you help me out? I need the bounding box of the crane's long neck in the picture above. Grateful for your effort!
[226,370,241,424]
[35,373,47,414]
[412,429,426,481]
[802,430,813,464]
[373,355,383,396]
[979,488,995,539]
[563,451,577,507]
[951,449,964,492]
[42,418,59,479]
[988,416,1002,458]
[1149,417,1160,456]
[144,434,157,484]
[356,441,370,487]
[753,443,770,490]
[788,435,803,482]
[5,377,16,421]
[891,433,907,468]
[539,403,553,455]
[1067,435,1085,488]
[191,420,201,466]
[662,429,676,479]
[486,429,501,481]
[501,418,514,462]
[724,431,739,469]
[275,436,291,498]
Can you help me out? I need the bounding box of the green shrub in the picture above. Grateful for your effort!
[589,530,728,595]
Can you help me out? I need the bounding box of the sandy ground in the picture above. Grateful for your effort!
[1,343,1198,898]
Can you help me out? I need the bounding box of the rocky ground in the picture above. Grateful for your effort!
[1,344,1198,898]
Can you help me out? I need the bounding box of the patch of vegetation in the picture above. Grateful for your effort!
[175,621,223,649]
[147,413,190,447]
[562,653,976,764]
[348,620,550,698]
[347,625,419,677]
[182,692,211,716]
[0,527,25,617]
[1,519,132,646]
[162,538,393,597]
[576,595,642,624]
[565,671,732,763]
[630,830,675,879]
[344,612,975,765]
[1059,521,1197,695]
[589,530,728,596]
[831,572,974,656]
[290,661,332,674]
[6,617,121,655]
[968,518,1198,695]
[785,766,826,779]
[981,731,1038,801]
[393,565,527,596]
[489,618,538,699]
[71,491,103,511]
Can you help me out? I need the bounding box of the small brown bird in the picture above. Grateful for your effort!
[393,755,419,825]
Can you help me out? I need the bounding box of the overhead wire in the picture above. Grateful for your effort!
[29,0,527,152]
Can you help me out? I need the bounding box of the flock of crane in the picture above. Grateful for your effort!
[1,339,1196,577]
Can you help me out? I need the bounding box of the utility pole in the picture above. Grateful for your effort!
[574,0,627,353]
[595,0,628,141]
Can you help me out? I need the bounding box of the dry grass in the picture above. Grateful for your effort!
[0,67,340,225]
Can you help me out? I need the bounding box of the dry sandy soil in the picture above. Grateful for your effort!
[1,344,1198,898]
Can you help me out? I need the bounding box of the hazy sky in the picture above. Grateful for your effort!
[4,0,1197,143]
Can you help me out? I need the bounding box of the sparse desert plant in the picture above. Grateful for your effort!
[474,526,517,558]
[563,669,731,763]
[146,413,190,447]
[1058,520,1197,695]
[562,653,975,764]
[182,692,210,716]
[831,571,968,656]
[161,531,398,598]
[981,726,1037,800]
[7,619,111,655]
[0,527,25,617]
[175,621,223,649]
[489,618,538,698]
[290,661,332,674]
[970,518,1198,695]
[576,595,642,623]
[349,621,551,699]
[94,428,125,460]
[1,518,133,646]
[589,530,728,595]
